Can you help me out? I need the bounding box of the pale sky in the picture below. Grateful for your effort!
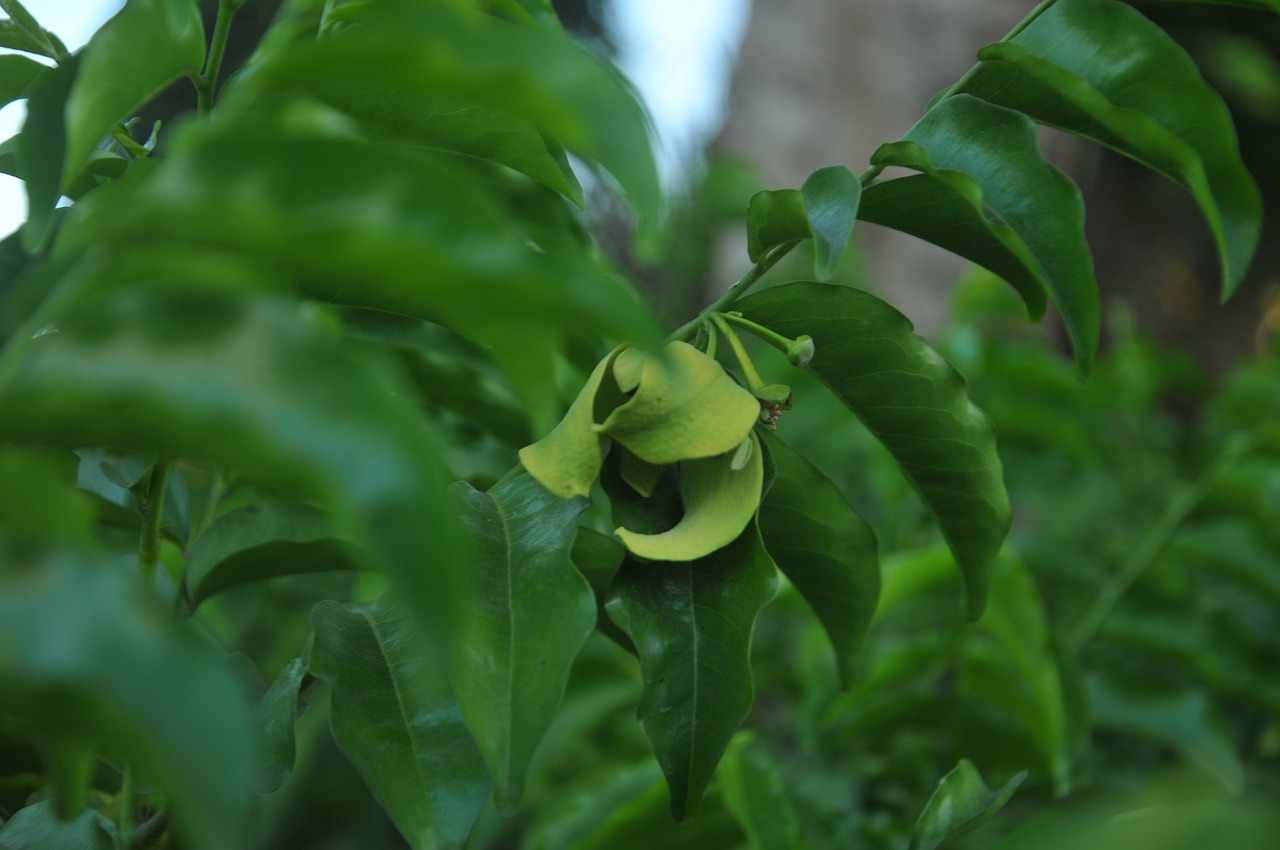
[0,0,745,237]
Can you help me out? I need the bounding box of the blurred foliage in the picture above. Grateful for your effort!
[0,0,1276,848]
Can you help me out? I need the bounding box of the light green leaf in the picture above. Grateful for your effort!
[310,597,490,850]
[616,431,763,562]
[0,282,460,636]
[865,94,1096,373]
[253,658,307,795]
[0,53,42,106]
[449,472,597,810]
[955,0,1262,299]
[801,164,861,280]
[186,502,361,607]
[0,446,95,546]
[0,801,120,850]
[757,431,879,688]
[63,0,204,183]
[909,759,1025,850]
[598,342,760,466]
[520,348,622,499]
[739,282,1009,620]
[0,549,254,849]
[230,0,660,232]
[746,189,807,263]
[15,55,74,252]
[604,523,778,820]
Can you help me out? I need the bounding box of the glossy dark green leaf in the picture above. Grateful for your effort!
[63,0,203,181]
[746,189,807,263]
[0,53,42,106]
[449,472,597,810]
[0,801,120,850]
[955,0,1261,299]
[58,118,660,348]
[801,165,861,280]
[0,283,460,633]
[230,0,660,231]
[909,759,1025,850]
[757,430,879,688]
[571,525,633,651]
[604,523,778,820]
[186,502,361,606]
[310,597,490,850]
[864,94,1096,373]
[15,55,74,252]
[739,282,1009,620]
[718,737,801,850]
[0,549,254,849]
[253,658,307,794]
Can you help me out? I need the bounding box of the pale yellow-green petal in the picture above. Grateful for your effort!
[598,341,758,466]
[518,349,622,499]
[618,448,666,498]
[616,431,764,561]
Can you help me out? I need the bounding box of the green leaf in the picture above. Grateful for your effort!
[0,801,120,850]
[0,53,42,106]
[604,523,778,820]
[0,549,254,849]
[253,658,307,794]
[0,19,59,59]
[15,54,74,252]
[801,165,861,280]
[310,597,490,850]
[0,283,460,636]
[185,502,361,607]
[739,281,1009,620]
[615,431,764,562]
[598,342,760,465]
[718,737,801,850]
[59,119,661,349]
[955,0,1262,299]
[63,0,204,185]
[746,189,807,263]
[865,94,1097,373]
[231,0,660,233]
[909,759,1025,850]
[1087,674,1245,794]
[756,431,879,688]
[571,525,633,651]
[0,446,96,546]
[449,472,597,810]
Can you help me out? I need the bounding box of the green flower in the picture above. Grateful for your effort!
[519,341,763,560]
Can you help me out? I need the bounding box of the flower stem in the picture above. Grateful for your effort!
[711,313,764,391]
[669,239,801,343]
[137,460,172,591]
[195,0,237,115]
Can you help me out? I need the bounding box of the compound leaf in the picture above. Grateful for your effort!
[955,0,1261,300]
[863,95,1096,374]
